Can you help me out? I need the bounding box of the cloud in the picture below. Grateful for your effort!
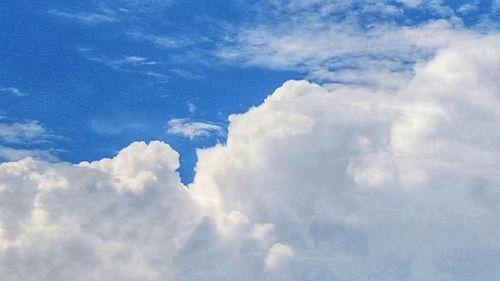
[187,102,197,114]
[0,146,57,162]
[3,9,500,281]
[217,0,489,88]
[48,9,117,24]
[0,121,57,162]
[0,121,47,144]
[0,141,200,280]
[189,34,500,280]
[80,51,168,81]
[0,87,26,96]
[83,54,158,69]
[88,119,145,135]
[121,56,157,66]
[167,118,223,139]
[127,31,194,49]
[265,243,295,270]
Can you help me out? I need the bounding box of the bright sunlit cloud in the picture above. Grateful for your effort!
[2,1,500,280]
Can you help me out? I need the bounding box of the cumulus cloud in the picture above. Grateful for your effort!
[190,34,500,280]
[0,141,200,281]
[2,17,500,281]
[167,118,223,139]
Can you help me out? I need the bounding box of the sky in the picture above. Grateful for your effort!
[2,0,500,280]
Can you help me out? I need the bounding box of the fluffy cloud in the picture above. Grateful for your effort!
[2,35,500,281]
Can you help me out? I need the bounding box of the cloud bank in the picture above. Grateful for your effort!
[2,21,500,281]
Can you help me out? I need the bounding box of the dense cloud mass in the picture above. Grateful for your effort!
[2,35,500,280]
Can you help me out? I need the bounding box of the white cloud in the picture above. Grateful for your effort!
[0,146,57,162]
[81,52,168,81]
[190,35,500,280]
[217,0,480,88]
[167,118,223,139]
[0,121,47,144]
[2,12,500,281]
[48,9,117,24]
[187,102,197,114]
[84,54,158,69]
[123,56,157,65]
[127,31,194,49]
[0,141,200,281]
[265,243,295,270]
[0,87,25,96]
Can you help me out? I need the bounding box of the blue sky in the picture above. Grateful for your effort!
[1,0,302,182]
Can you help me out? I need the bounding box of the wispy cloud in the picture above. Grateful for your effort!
[217,0,493,88]
[167,118,223,140]
[127,30,196,49]
[79,50,169,81]
[187,102,197,114]
[0,121,47,144]
[89,119,145,135]
[87,55,158,68]
[0,146,57,162]
[0,86,26,96]
[122,56,157,66]
[48,9,117,24]
[170,69,204,80]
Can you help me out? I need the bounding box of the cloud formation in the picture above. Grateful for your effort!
[2,32,500,280]
[219,0,499,88]
[0,121,47,144]
[48,9,117,24]
[0,87,25,96]
[167,118,223,140]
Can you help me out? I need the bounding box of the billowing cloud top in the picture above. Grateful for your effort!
[2,32,500,280]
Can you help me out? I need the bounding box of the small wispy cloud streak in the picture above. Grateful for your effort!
[0,121,47,144]
[48,9,117,24]
[0,87,26,96]
[127,30,194,49]
[167,118,223,140]
[80,50,169,81]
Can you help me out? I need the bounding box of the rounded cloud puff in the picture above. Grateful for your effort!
[0,141,199,280]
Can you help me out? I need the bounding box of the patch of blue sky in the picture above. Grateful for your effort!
[1,0,302,182]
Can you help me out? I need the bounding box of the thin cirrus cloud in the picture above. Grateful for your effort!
[0,87,26,96]
[48,9,117,24]
[79,49,169,81]
[0,121,47,144]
